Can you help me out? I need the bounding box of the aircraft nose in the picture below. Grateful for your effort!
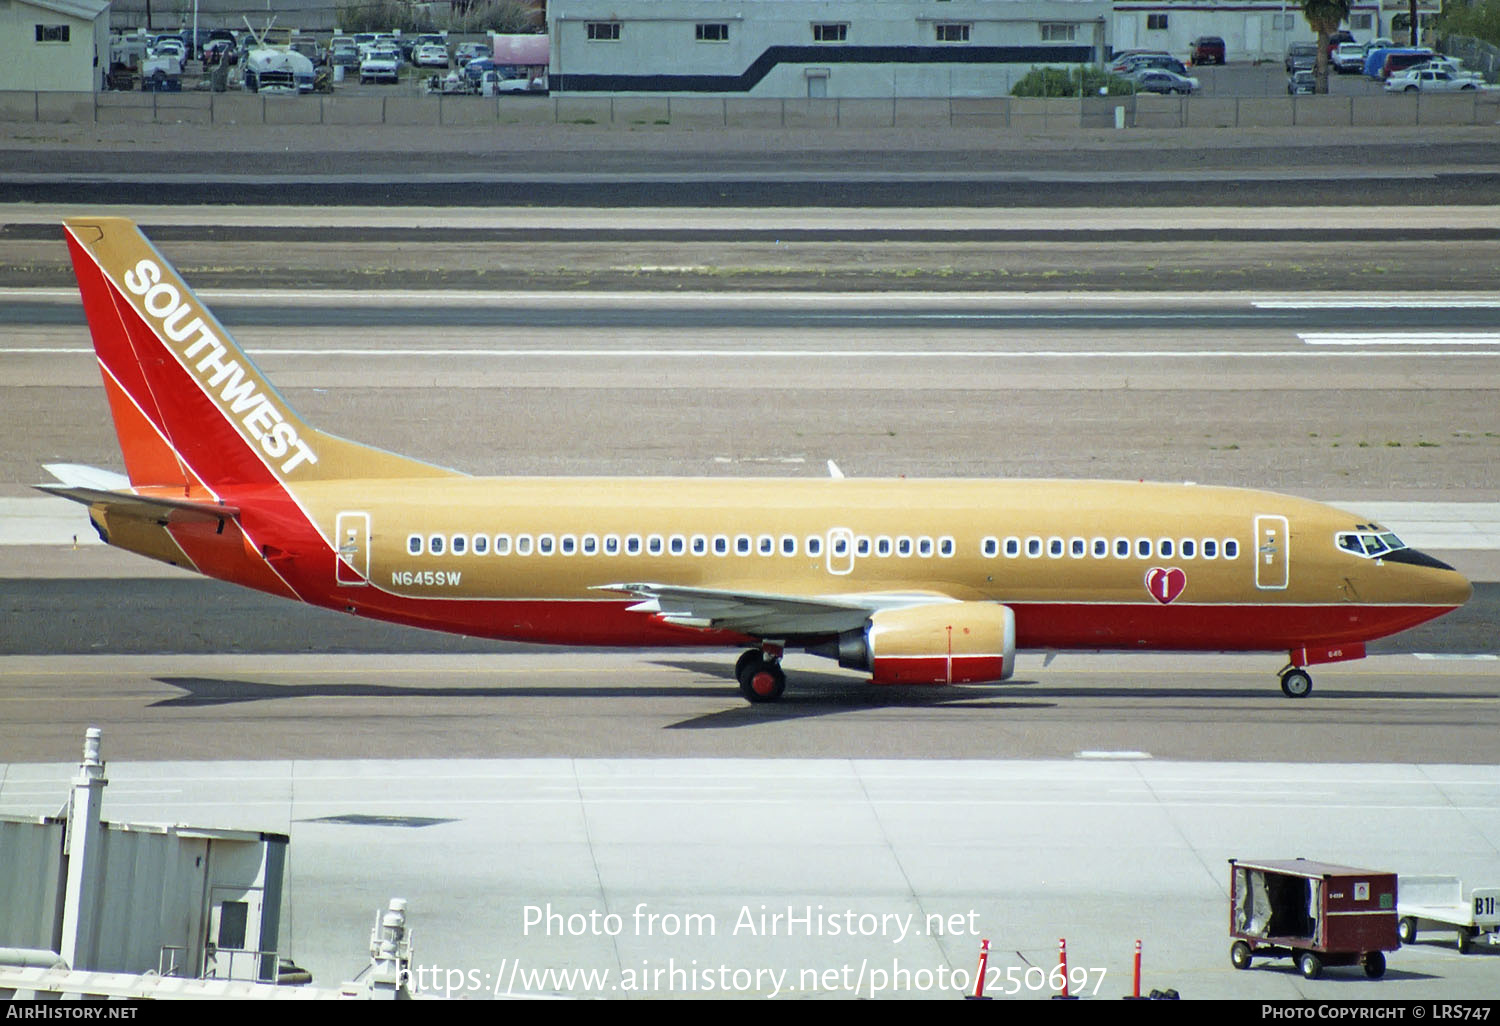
[1442,566,1474,609]
[1378,547,1471,607]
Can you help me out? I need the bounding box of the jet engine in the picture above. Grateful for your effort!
[811,602,1015,685]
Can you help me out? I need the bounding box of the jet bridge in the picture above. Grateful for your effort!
[0,728,288,983]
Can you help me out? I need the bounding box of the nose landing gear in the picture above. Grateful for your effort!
[1279,666,1313,698]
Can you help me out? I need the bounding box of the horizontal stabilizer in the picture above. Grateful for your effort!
[42,463,131,491]
[35,484,239,523]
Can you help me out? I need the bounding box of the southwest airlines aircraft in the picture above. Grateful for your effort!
[46,218,1471,703]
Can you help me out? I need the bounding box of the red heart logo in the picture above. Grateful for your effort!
[1145,567,1186,605]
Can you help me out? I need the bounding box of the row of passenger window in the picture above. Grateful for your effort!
[406,532,961,559]
[406,531,1241,562]
[980,536,1240,560]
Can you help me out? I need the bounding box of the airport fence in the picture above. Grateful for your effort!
[1,90,1497,130]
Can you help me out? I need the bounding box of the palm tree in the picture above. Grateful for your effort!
[1303,0,1352,94]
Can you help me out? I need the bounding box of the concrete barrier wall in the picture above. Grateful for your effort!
[665,97,725,128]
[322,96,384,125]
[950,97,1007,129]
[1184,97,1238,129]
[1133,95,1183,129]
[722,98,782,130]
[1417,92,1480,125]
[35,93,94,124]
[894,98,951,128]
[1353,94,1418,126]
[2,90,1494,130]
[264,96,324,126]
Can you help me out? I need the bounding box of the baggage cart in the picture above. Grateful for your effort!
[1397,876,1500,953]
[1229,858,1397,979]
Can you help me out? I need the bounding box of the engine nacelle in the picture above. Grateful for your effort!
[817,602,1016,685]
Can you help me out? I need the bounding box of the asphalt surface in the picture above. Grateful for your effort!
[4,122,1499,208]
[7,172,1500,209]
[11,296,1500,328]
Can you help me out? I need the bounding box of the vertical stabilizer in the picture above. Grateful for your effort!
[63,217,457,492]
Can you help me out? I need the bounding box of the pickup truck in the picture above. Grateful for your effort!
[1332,43,1366,74]
[1397,876,1500,952]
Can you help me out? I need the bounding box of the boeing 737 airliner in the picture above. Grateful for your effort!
[44,218,1471,702]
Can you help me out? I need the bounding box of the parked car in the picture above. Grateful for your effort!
[1190,36,1226,65]
[330,40,360,68]
[1384,68,1480,92]
[1332,42,1367,73]
[1285,42,1318,73]
[1287,70,1316,94]
[454,42,489,67]
[1109,51,1172,74]
[1113,53,1187,77]
[1133,69,1199,94]
[359,47,401,84]
[414,44,450,69]
[462,57,497,88]
[479,68,547,95]
[1398,56,1482,83]
[1133,55,1190,76]
[152,37,186,63]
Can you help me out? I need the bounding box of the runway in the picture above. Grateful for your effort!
[1,651,1499,764]
[2,194,1498,998]
[3,284,1499,494]
[7,204,1500,292]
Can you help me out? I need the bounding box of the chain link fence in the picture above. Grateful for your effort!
[1437,33,1500,83]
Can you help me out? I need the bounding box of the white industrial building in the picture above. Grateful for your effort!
[1,0,111,91]
[549,0,1110,97]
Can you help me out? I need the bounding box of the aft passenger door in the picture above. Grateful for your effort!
[335,511,370,586]
[1254,515,1289,590]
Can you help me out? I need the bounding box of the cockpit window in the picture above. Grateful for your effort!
[1336,529,1406,559]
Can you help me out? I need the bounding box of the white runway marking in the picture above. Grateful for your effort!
[1300,333,1500,345]
[5,346,1500,359]
[1260,299,1500,309]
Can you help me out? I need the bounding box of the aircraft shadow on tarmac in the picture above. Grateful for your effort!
[149,668,1492,715]
[654,659,1051,728]
[657,659,1493,703]
[148,676,738,706]
[148,669,1049,714]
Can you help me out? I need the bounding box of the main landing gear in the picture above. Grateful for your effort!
[736,646,786,703]
[1279,665,1313,699]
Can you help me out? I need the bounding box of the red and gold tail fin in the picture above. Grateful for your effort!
[63,217,457,494]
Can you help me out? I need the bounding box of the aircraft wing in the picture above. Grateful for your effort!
[594,582,955,638]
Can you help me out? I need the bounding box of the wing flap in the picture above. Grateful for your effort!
[595,583,954,639]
